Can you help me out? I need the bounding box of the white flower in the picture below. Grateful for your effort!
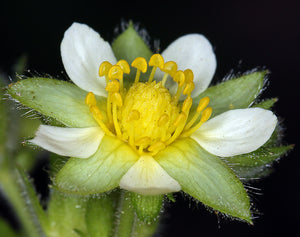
[29,22,277,222]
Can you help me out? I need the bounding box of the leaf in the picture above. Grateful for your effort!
[130,192,163,224]
[156,138,252,223]
[7,78,106,128]
[55,135,138,195]
[192,71,266,119]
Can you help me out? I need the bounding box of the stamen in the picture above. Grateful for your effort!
[105,80,120,93]
[105,80,121,123]
[89,105,114,137]
[108,65,123,82]
[116,60,130,90]
[148,141,166,155]
[181,97,193,113]
[99,61,112,84]
[131,57,147,83]
[173,70,186,103]
[135,137,151,155]
[184,69,194,83]
[85,92,97,107]
[148,54,164,83]
[166,112,187,145]
[111,92,123,137]
[161,61,177,86]
[183,81,195,97]
[182,107,212,137]
[184,96,210,130]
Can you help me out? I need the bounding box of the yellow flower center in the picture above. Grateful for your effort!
[85,54,212,156]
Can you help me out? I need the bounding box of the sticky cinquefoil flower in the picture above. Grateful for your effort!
[9,23,278,223]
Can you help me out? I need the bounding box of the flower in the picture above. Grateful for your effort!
[22,23,277,222]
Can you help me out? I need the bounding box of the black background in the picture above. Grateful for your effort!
[1,0,299,236]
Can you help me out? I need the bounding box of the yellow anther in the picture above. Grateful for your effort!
[105,80,120,93]
[85,92,97,107]
[89,105,103,120]
[184,96,211,131]
[99,61,112,77]
[135,137,151,147]
[127,110,140,122]
[158,114,169,127]
[184,69,194,83]
[131,57,148,73]
[174,112,187,127]
[197,97,210,112]
[182,97,193,113]
[108,65,123,80]
[111,92,123,107]
[116,60,130,74]
[200,107,212,123]
[183,81,195,95]
[149,54,164,69]
[182,107,213,137]
[162,61,178,77]
[148,54,165,83]
[148,141,166,153]
[173,70,185,87]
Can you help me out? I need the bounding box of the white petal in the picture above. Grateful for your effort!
[191,108,277,157]
[30,125,104,158]
[61,22,116,96]
[157,34,216,97]
[119,155,181,195]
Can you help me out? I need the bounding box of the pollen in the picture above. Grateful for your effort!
[85,54,212,156]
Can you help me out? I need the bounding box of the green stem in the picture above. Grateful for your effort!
[113,190,159,237]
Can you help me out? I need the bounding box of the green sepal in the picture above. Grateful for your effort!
[45,190,88,237]
[55,136,138,195]
[156,138,252,223]
[193,71,266,118]
[112,22,152,64]
[7,78,106,128]
[224,145,293,179]
[130,192,163,224]
[253,98,278,109]
[112,22,153,83]
[85,195,114,237]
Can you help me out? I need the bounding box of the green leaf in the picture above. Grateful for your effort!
[224,145,293,179]
[192,71,266,118]
[112,22,153,83]
[130,192,163,224]
[253,98,278,109]
[7,78,106,128]
[85,195,114,237]
[46,190,88,237]
[55,135,138,195]
[156,138,252,223]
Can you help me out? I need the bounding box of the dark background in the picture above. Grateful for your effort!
[1,0,299,236]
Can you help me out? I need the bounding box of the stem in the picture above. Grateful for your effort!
[113,190,159,237]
